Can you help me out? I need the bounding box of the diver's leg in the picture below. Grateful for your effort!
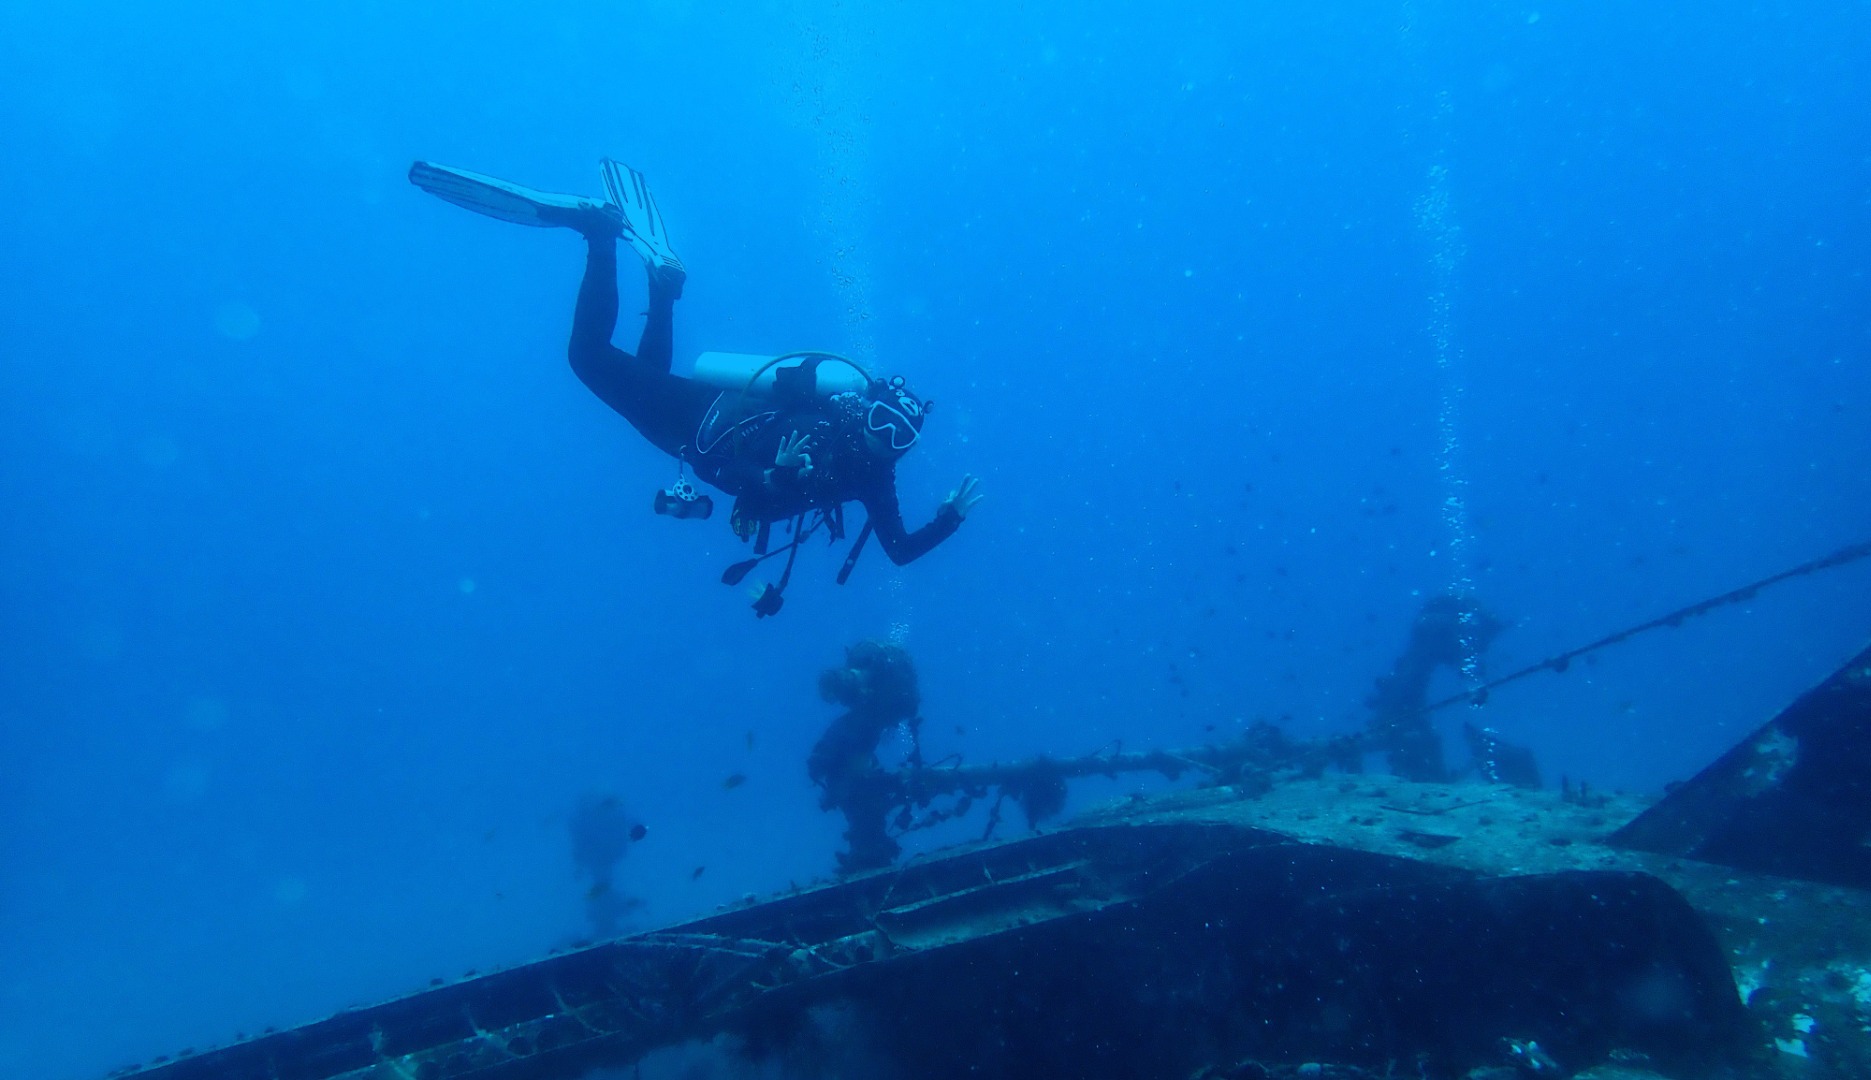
[634,267,678,375]
[569,232,624,362]
[567,234,714,458]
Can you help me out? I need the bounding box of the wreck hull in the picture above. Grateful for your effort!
[109,820,1748,1080]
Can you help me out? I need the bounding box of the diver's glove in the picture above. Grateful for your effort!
[943,474,985,520]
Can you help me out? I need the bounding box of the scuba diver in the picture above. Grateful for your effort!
[409,158,983,616]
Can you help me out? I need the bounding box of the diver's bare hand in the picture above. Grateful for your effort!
[944,475,984,520]
[776,431,815,477]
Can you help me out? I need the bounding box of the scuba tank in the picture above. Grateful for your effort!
[692,352,870,399]
[669,350,886,617]
[687,351,872,467]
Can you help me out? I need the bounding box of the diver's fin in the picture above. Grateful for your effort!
[598,159,687,282]
[408,161,600,229]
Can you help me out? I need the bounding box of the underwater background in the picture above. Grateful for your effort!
[2,1,1868,1076]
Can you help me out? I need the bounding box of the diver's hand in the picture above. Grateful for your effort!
[775,431,815,477]
[943,475,984,520]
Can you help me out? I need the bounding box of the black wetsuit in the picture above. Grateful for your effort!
[567,234,961,565]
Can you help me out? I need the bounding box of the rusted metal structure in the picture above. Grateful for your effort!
[111,643,1871,1080]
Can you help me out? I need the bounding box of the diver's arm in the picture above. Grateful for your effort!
[709,457,785,501]
[706,430,812,502]
[861,480,962,566]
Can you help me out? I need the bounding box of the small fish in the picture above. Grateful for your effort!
[721,773,746,790]
[628,823,647,842]
[691,866,706,880]
[744,730,756,751]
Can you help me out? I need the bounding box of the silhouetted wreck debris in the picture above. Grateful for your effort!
[812,597,1536,874]
[1364,594,1505,782]
[1611,641,1871,890]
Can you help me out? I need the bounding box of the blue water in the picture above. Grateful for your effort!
[3,2,1868,1076]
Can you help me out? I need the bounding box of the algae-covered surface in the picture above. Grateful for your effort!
[1085,775,1871,1078]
